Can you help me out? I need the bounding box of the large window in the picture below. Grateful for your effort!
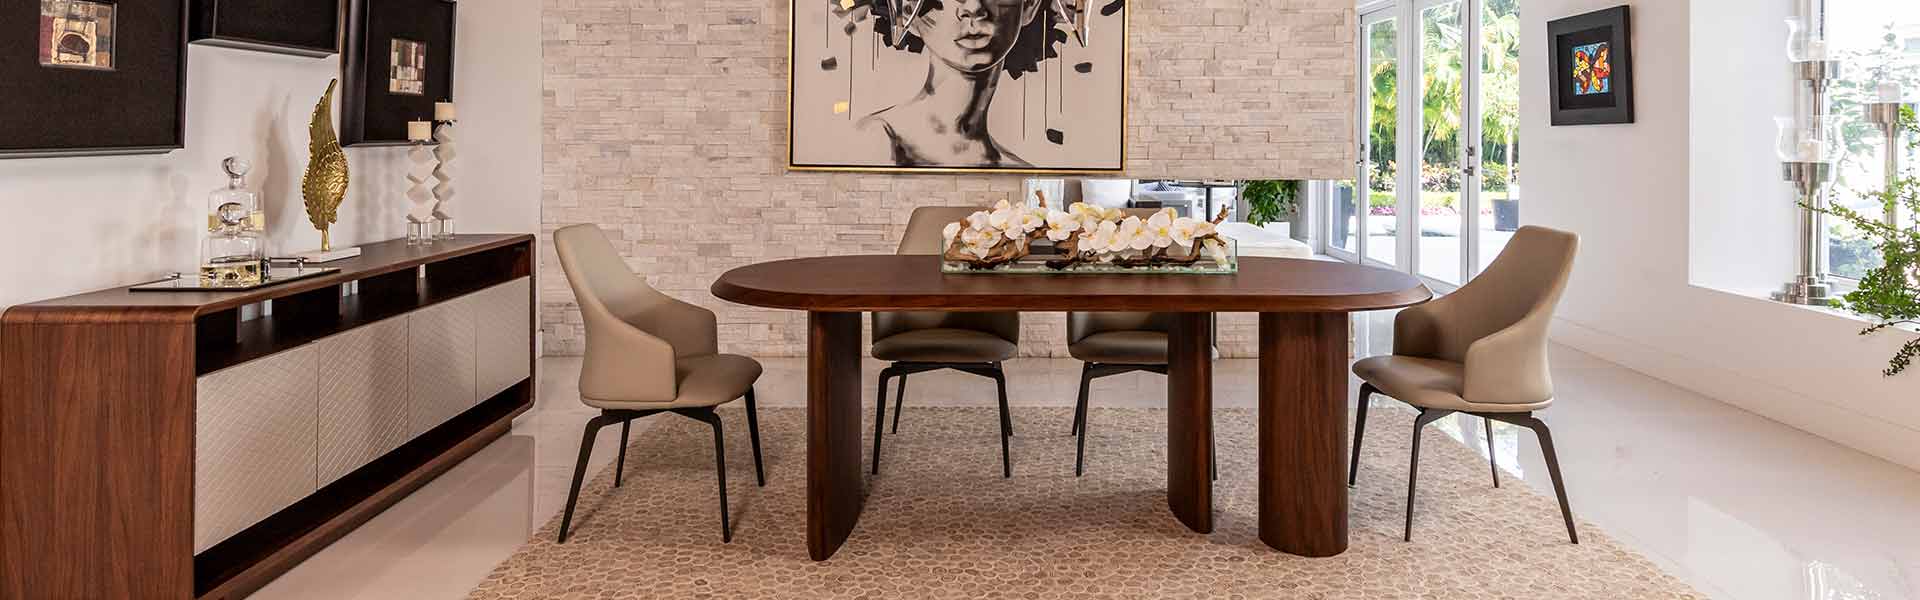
[1821,4,1920,280]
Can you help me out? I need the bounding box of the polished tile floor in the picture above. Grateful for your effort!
[256,312,1920,599]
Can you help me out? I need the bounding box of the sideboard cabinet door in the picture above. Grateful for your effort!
[474,277,532,402]
[195,344,320,553]
[316,316,413,486]
[410,295,478,435]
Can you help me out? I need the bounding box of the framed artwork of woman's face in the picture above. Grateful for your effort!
[789,0,1128,173]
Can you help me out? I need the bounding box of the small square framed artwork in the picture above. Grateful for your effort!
[1548,5,1633,126]
[4,0,187,158]
[341,0,456,146]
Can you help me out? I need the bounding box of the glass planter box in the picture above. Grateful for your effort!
[941,239,1237,274]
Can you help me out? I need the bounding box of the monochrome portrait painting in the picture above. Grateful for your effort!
[790,0,1127,172]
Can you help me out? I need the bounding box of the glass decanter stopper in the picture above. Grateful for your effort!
[207,157,264,234]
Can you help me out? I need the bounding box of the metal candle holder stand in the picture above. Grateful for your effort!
[1866,100,1912,227]
[1772,60,1843,306]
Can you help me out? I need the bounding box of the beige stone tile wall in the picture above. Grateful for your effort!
[541,0,1356,357]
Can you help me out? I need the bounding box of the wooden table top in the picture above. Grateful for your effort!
[712,255,1431,313]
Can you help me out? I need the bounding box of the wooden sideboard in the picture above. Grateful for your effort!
[1,234,536,599]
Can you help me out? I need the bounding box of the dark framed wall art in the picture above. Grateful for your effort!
[788,0,1129,174]
[340,0,455,146]
[190,0,342,57]
[1548,5,1633,126]
[1,0,188,158]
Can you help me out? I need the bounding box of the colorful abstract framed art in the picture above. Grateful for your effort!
[2,0,187,158]
[1548,5,1633,126]
[340,0,456,146]
[787,0,1129,174]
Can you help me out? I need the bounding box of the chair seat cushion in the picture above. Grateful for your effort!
[1352,355,1550,413]
[871,328,1018,363]
[584,353,762,410]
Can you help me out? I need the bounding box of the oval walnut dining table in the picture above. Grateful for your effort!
[711,255,1431,561]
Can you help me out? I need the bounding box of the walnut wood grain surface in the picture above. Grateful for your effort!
[711,256,1431,313]
[1166,313,1215,534]
[1258,312,1352,557]
[13,234,532,314]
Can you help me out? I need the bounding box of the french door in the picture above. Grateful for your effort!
[1333,0,1520,290]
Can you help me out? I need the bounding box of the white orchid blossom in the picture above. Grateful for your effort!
[1118,216,1153,251]
[1145,210,1176,249]
[1086,220,1119,254]
[1203,238,1230,263]
[1044,210,1080,242]
[942,221,963,248]
[1170,217,1201,247]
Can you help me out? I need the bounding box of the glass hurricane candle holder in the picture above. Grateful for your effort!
[1774,115,1844,164]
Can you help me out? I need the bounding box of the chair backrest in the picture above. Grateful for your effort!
[553,223,658,329]
[1418,225,1578,363]
[873,206,1020,344]
[1067,312,1174,344]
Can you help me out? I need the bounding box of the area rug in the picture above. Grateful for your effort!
[468,406,1699,598]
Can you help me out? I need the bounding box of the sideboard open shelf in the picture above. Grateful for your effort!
[1,234,537,599]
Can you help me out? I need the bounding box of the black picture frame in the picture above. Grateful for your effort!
[1548,5,1633,126]
[1,0,189,159]
[340,0,455,147]
[190,0,342,57]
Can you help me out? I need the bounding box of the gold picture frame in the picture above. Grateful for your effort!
[786,0,1131,174]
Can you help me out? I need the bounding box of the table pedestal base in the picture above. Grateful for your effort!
[1257,312,1351,557]
[806,312,864,561]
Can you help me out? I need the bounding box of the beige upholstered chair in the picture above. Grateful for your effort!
[870,207,1020,478]
[1349,225,1579,543]
[552,224,766,544]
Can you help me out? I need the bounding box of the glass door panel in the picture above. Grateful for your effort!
[1333,180,1359,255]
[1363,15,1400,267]
[1416,1,1466,285]
[1478,0,1521,273]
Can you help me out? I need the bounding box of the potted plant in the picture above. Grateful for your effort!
[1242,179,1301,237]
[1810,107,1920,375]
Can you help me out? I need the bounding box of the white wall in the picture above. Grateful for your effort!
[1527,0,1920,471]
[0,0,539,310]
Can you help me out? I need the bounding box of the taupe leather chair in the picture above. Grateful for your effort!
[1066,312,1214,479]
[552,224,765,544]
[1349,225,1579,543]
[869,207,1020,478]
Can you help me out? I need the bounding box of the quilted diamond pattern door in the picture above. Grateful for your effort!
[474,278,532,402]
[316,316,413,486]
[195,344,319,553]
[410,295,478,435]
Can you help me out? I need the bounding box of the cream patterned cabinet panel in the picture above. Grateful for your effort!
[410,294,478,435]
[474,278,532,402]
[316,315,413,486]
[195,344,319,553]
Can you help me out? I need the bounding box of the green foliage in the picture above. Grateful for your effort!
[1366,1,1521,197]
[1808,108,1920,376]
[1243,180,1300,226]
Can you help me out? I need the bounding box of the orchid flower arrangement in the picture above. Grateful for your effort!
[940,192,1233,270]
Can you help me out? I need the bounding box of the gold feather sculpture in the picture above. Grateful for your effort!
[302,79,349,251]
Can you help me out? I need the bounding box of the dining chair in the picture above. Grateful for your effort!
[551,224,766,544]
[869,206,1020,479]
[1348,225,1580,543]
[1066,312,1216,479]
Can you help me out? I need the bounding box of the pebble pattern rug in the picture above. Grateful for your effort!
[469,406,1698,599]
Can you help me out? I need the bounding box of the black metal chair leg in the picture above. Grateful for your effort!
[873,371,891,475]
[558,413,621,543]
[682,409,732,543]
[1485,416,1500,488]
[1508,413,1578,544]
[1350,383,1375,487]
[889,374,908,434]
[992,363,1013,478]
[614,419,631,488]
[1071,363,1092,436]
[1074,364,1093,476]
[745,388,765,487]
[1404,408,1452,542]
